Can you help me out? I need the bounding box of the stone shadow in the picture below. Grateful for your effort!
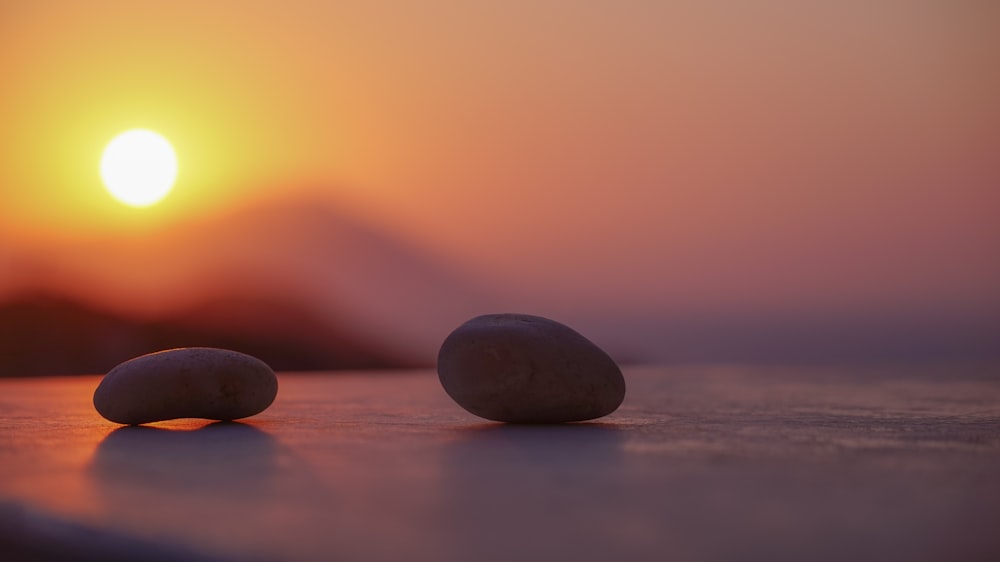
[435,422,634,560]
[89,422,280,505]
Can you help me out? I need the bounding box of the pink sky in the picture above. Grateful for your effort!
[1,1,997,362]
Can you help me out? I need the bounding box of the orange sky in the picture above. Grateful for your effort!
[1,1,998,355]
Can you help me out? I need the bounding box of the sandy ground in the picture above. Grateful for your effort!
[1,364,999,561]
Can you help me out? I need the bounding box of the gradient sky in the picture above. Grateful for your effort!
[1,1,998,361]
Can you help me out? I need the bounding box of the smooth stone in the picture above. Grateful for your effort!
[93,347,278,425]
[437,313,626,423]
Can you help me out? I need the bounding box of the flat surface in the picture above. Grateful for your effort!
[1,365,1000,561]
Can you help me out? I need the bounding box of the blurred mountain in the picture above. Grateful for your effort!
[5,195,994,376]
[0,196,494,376]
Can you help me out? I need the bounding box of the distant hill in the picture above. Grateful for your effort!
[0,292,411,377]
[7,195,990,373]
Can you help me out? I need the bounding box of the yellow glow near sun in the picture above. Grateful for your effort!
[100,129,178,207]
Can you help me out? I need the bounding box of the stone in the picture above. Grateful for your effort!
[437,313,626,423]
[93,348,278,425]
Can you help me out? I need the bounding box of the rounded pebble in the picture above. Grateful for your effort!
[93,347,278,425]
[437,313,626,423]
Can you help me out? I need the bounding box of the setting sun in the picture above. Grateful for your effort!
[100,129,177,207]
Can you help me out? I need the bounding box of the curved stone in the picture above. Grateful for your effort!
[437,314,625,423]
[94,348,278,425]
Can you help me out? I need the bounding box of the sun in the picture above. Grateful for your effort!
[100,129,178,207]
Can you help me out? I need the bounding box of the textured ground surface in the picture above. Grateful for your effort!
[1,365,999,561]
